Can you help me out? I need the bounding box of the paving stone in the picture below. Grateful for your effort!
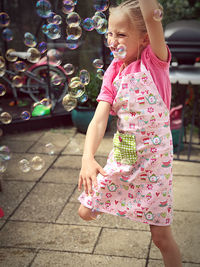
[57,202,150,231]
[173,176,200,212]
[32,251,146,267]
[0,139,35,153]
[94,228,151,258]
[173,161,200,177]
[62,133,84,155]
[2,153,56,182]
[53,155,82,169]
[96,136,114,157]
[41,168,79,184]
[11,183,76,222]
[0,221,101,253]
[28,129,75,154]
[148,259,199,267]
[0,220,5,228]
[0,248,36,267]
[0,181,35,219]
[2,130,45,142]
[69,187,82,203]
[149,211,200,263]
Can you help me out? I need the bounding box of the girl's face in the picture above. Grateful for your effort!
[107,11,146,66]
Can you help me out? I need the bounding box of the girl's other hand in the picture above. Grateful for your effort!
[78,156,107,195]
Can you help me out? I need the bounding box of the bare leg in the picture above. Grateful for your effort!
[150,225,182,267]
[78,204,103,221]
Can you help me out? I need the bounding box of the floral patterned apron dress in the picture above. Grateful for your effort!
[79,61,173,226]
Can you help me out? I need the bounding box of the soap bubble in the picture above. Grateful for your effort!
[92,15,103,29]
[67,25,82,40]
[0,145,11,161]
[0,57,5,68]
[0,68,5,77]
[77,93,88,103]
[36,0,52,18]
[19,159,31,173]
[40,98,52,108]
[20,111,31,120]
[63,63,75,75]
[79,69,90,85]
[47,49,62,66]
[62,3,75,14]
[47,12,56,23]
[12,75,23,88]
[62,94,77,111]
[0,12,10,27]
[69,80,85,98]
[27,48,41,63]
[0,160,8,173]
[94,0,109,12]
[51,74,63,85]
[82,18,95,31]
[66,36,80,50]
[66,0,78,5]
[66,12,81,27]
[42,24,48,34]
[96,19,107,34]
[5,49,18,62]
[93,58,104,69]
[113,44,127,59]
[14,61,27,72]
[0,84,6,96]
[46,23,61,39]
[2,28,13,41]
[96,68,104,79]
[52,14,62,25]
[153,6,163,21]
[24,32,37,47]
[95,11,106,19]
[38,42,47,54]
[45,143,55,155]
[31,155,45,171]
[0,112,12,124]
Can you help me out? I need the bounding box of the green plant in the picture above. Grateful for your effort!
[78,72,102,108]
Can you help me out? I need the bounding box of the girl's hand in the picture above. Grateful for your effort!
[78,156,107,195]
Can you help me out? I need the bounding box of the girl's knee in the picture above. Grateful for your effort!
[150,225,173,250]
[78,205,93,221]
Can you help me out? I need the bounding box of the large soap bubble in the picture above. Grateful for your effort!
[0,145,11,161]
[93,58,104,69]
[69,78,85,98]
[19,159,31,173]
[36,0,52,18]
[82,18,95,31]
[63,63,75,75]
[38,42,47,54]
[0,112,12,124]
[47,49,62,66]
[31,155,45,171]
[12,75,24,88]
[2,28,13,41]
[46,23,61,39]
[14,61,27,72]
[67,25,82,40]
[94,0,109,12]
[112,44,127,59]
[5,49,18,62]
[0,12,10,27]
[79,70,90,85]
[62,94,77,111]
[66,36,80,50]
[66,12,81,27]
[62,3,75,14]
[27,48,41,63]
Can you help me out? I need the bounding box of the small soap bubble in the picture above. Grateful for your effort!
[93,58,104,69]
[67,25,82,40]
[62,94,77,111]
[27,48,41,63]
[46,23,61,39]
[79,70,90,85]
[5,49,18,62]
[62,3,75,14]
[96,68,104,80]
[94,0,109,12]
[14,61,27,72]
[19,159,31,173]
[45,143,55,155]
[66,12,81,27]
[0,84,6,96]
[40,98,52,108]
[51,74,63,85]
[0,145,11,161]
[0,57,5,69]
[12,75,23,88]
[113,44,127,59]
[20,111,31,120]
[66,36,80,50]
[69,80,85,98]
[38,42,47,54]
[82,18,95,31]
[52,14,62,25]
[24,32,37,47]
[63,63,75,75]
[47,12,56,23]
[2,28,13,41]
[36,0,52,18]
[0,112,12,124]
[153,7,163,21]
[47,49,62,66]
[0,68,5,77]
[0,160,8,173]
[96,19,107,34]
[95,11,106,19]
[0,12,10,27]
[92,15,102,29]
[42,24,48,34]
[31,155,45,171]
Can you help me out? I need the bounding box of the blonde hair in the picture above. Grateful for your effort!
[109,0,147,36]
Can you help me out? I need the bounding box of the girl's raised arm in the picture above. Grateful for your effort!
[139,0,168,62]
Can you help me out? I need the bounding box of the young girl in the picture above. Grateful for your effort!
[78,0,182,266]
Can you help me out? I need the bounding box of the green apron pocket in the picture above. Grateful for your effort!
[113,131,137,165]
